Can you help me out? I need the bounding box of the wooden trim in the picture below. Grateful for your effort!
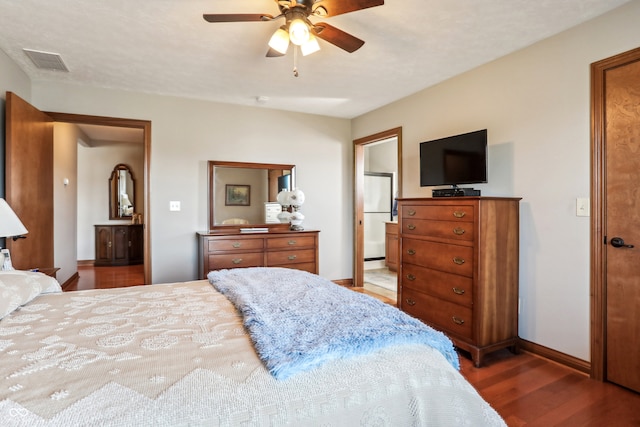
[77,260,95,266]
[332,278,354,287]
[589,46,640,381]
[353,127,402,288]
[45,112,152,285]
[519,338,590,375]
[61,271,80,291]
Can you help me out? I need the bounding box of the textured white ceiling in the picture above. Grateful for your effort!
[0,0,630,119]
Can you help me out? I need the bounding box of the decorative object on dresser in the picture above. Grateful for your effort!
[94,224,144,266]
[197,230,319,279]
[398,197,521,367]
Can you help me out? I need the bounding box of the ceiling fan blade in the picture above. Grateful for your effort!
[266,47,286,57]
[203,14,274,23]
[313,23,364,53]
[312,0,384,17]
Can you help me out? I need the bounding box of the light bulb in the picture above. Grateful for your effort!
[288,19,309,46]
[268,27,290,54]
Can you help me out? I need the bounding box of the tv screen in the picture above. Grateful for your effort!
[420,129,487,187]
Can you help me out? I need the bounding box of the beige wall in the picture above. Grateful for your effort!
[0,49,31,199]
[352,1,640,361]
[52,123,80,284]
[30,85,353,283]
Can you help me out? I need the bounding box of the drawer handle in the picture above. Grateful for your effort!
[232,242,241,248]
[407,209,416,216]
[108,241,112,248]
[288,255,297,260]
[452,287,465,295]
[452,316,465,325]
[453,211,466,218]
[232,258,243,264]
[406,274,416,281]
[407,224,416,230]
[407,249,416,255]
[405,298,416,306]
[453,227,465,235]
[287,240,297,245]
[453,257,465,265]
[128,241,132,247]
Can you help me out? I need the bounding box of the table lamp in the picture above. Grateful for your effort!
[0,198,29,270]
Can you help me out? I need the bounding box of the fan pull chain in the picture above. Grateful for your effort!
[293,46,299,77]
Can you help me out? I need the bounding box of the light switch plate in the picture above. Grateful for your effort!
[169,201,181,211]
[576,198,589,217]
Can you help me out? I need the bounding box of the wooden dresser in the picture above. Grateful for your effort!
[385,221,399,272]
[397,197,520,367]
[95,224,144,266]
[197,230,319,279]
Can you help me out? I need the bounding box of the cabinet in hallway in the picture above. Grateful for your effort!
[94,224,144,266]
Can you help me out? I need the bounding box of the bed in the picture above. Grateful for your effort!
[0,268,505,426]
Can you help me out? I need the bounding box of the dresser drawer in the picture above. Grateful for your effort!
[401,289,472,339]
[267,248,316,265]
[266,236,316,249]
[402,263,473,307]
[208,238,264,252]
[402,205,474,222]
[402,219,474,241]
[402,238,473,277]
[208,252,263,269]
[283,263,317,274]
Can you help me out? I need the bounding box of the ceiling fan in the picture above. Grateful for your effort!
[203,0,384,59]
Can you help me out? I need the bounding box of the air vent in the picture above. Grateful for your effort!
[23,49,69,72]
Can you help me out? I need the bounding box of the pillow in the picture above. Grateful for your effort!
[0,270,62,319]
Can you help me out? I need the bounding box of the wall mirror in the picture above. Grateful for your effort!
[209,160,295,230]
[109,163,135,219]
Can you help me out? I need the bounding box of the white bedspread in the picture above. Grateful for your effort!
[0,280,505,426]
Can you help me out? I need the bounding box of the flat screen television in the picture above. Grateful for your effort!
[419,129,487,188]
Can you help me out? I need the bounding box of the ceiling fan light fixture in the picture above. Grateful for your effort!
[288,18,310,45]
[300,35,320,56]
[268,27,290,54]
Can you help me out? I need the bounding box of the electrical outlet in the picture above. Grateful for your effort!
[576,198,590,217]
[169,201,181,211]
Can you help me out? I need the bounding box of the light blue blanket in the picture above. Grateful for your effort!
[208,267,459,380]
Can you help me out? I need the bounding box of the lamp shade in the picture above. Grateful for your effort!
[301,35,320,56]
[0,198,28,238]
[289,189,305,207]
[269,27,290,54]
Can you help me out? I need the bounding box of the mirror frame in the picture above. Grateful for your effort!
[109,163,136,220]
[208,160,295,230]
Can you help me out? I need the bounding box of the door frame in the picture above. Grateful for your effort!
[45,112,152,285]
[590,46,640,381]
[353,127,402,287]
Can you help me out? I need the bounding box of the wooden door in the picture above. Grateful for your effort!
[5,92,54,270]
[604,55,640,393]
[592,47,640,393]
[95,226,113,264]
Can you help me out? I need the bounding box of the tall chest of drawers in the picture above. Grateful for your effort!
[197,230,319,279]
[398,197,520,367]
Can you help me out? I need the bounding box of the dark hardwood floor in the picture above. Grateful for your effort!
[65,265,640,425]
[63,264,145,291]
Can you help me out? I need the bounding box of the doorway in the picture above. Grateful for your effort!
[45,112,151,285]
[354,127,402,295]
[591,46,640,392]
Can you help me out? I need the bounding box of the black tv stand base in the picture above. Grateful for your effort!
[432,187,481,197]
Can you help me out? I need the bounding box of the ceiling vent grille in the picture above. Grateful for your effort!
[23,49,69,72]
